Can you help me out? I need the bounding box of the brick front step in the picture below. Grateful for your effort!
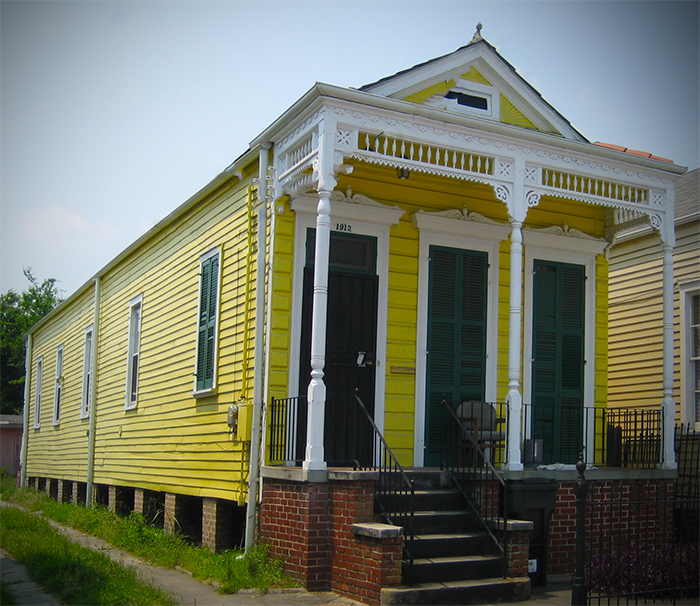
[381,576,531,605]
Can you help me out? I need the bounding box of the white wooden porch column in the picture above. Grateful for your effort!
[506,220,524,471]
[303,190,332,471]
[661,243,677,469]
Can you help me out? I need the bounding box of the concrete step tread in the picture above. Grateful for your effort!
[412,509,473,516]
[411,554,500,565]
[381,576,531,605]
[386,576,529,590]
[413,532,485,540]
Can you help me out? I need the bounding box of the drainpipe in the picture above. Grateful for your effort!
[86,276,101,506]
[20,333,33,488]
[245,143,270,551]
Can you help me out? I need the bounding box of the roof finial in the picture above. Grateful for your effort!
[470,22,483,44]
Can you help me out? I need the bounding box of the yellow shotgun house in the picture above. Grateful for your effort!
[21,29,685,597]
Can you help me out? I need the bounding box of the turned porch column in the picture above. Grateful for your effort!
[304,189,332,471]
[506,219,524,471]
[303,117,338,472]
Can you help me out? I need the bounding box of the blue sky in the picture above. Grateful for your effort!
[2,0,698,296]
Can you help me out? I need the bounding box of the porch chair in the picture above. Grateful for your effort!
[456,401,506,466]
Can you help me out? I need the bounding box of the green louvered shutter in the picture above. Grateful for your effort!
[196,253,219,391]
[425,247,487,466]
[532,260,585,464]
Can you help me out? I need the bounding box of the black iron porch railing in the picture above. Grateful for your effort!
[520,404,664,468]
[353,393,416,585]
[268,395,305,465]
[269,397,668,470]
[441,399,508,578]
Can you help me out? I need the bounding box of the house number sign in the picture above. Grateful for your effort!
[334,223,352,232]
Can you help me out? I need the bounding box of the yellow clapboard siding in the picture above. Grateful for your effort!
[26,167,259,502]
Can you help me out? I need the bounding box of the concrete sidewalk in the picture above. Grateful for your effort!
[1,502,572,605]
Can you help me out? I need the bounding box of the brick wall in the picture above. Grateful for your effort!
[261,479,331,590]
[548,478,674,575]
[260,473,403,605]
[329,481,401,605]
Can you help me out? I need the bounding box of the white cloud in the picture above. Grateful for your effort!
[18,205,121,250]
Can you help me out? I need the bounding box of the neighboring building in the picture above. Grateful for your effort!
[21,29,687,604]
[1,415,23,476]
[609,168,700,427]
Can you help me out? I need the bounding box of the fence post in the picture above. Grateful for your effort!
[572,453,588,606]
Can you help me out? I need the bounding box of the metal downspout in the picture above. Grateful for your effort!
[245,144,270,551]
[20,333,33,487]
[86,276,101,506]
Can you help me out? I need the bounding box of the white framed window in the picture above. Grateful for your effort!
[426,79,499,120]
[81,325,94,418]
[33,357,43,429]
[680,282,700,428]
[125,295,143,409]
[52,345,64,425]
[194,249,221,395]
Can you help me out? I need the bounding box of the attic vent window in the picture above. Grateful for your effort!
[445,91,488,111]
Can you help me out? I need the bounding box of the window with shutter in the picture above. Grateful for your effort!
[425,246,488,465]
[532,260,585,464]
[195,251,220,392]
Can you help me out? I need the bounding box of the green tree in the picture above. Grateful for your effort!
[1,269,63,414]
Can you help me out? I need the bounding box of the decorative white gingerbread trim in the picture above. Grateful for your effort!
[413,205,505,226]
[524,222,602,242]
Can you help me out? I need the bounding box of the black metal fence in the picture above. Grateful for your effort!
[578,425,700,605]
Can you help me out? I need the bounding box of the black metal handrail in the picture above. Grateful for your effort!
[353,392,416,585]
[441,399,508,578]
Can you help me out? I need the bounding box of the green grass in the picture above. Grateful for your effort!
[1,580,18,606]
[0,506,177,605]
[1,483,293,594]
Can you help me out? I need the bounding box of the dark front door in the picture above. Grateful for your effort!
[298,231,378,466]
[425,246,488,467]
[531,259,585,464]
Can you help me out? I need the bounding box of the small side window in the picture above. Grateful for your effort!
[34,357,43,428]
[125,295,143,409]
[53,345,64,425]
[81,325,94,418]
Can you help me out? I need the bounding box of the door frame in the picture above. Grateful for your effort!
[413,211,510,467]
[289,194,404,444]
[522,229,607,464]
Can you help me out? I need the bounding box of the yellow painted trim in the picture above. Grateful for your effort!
[500,95,537,130]
[402,79,455,103]
[460,66,491,86]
